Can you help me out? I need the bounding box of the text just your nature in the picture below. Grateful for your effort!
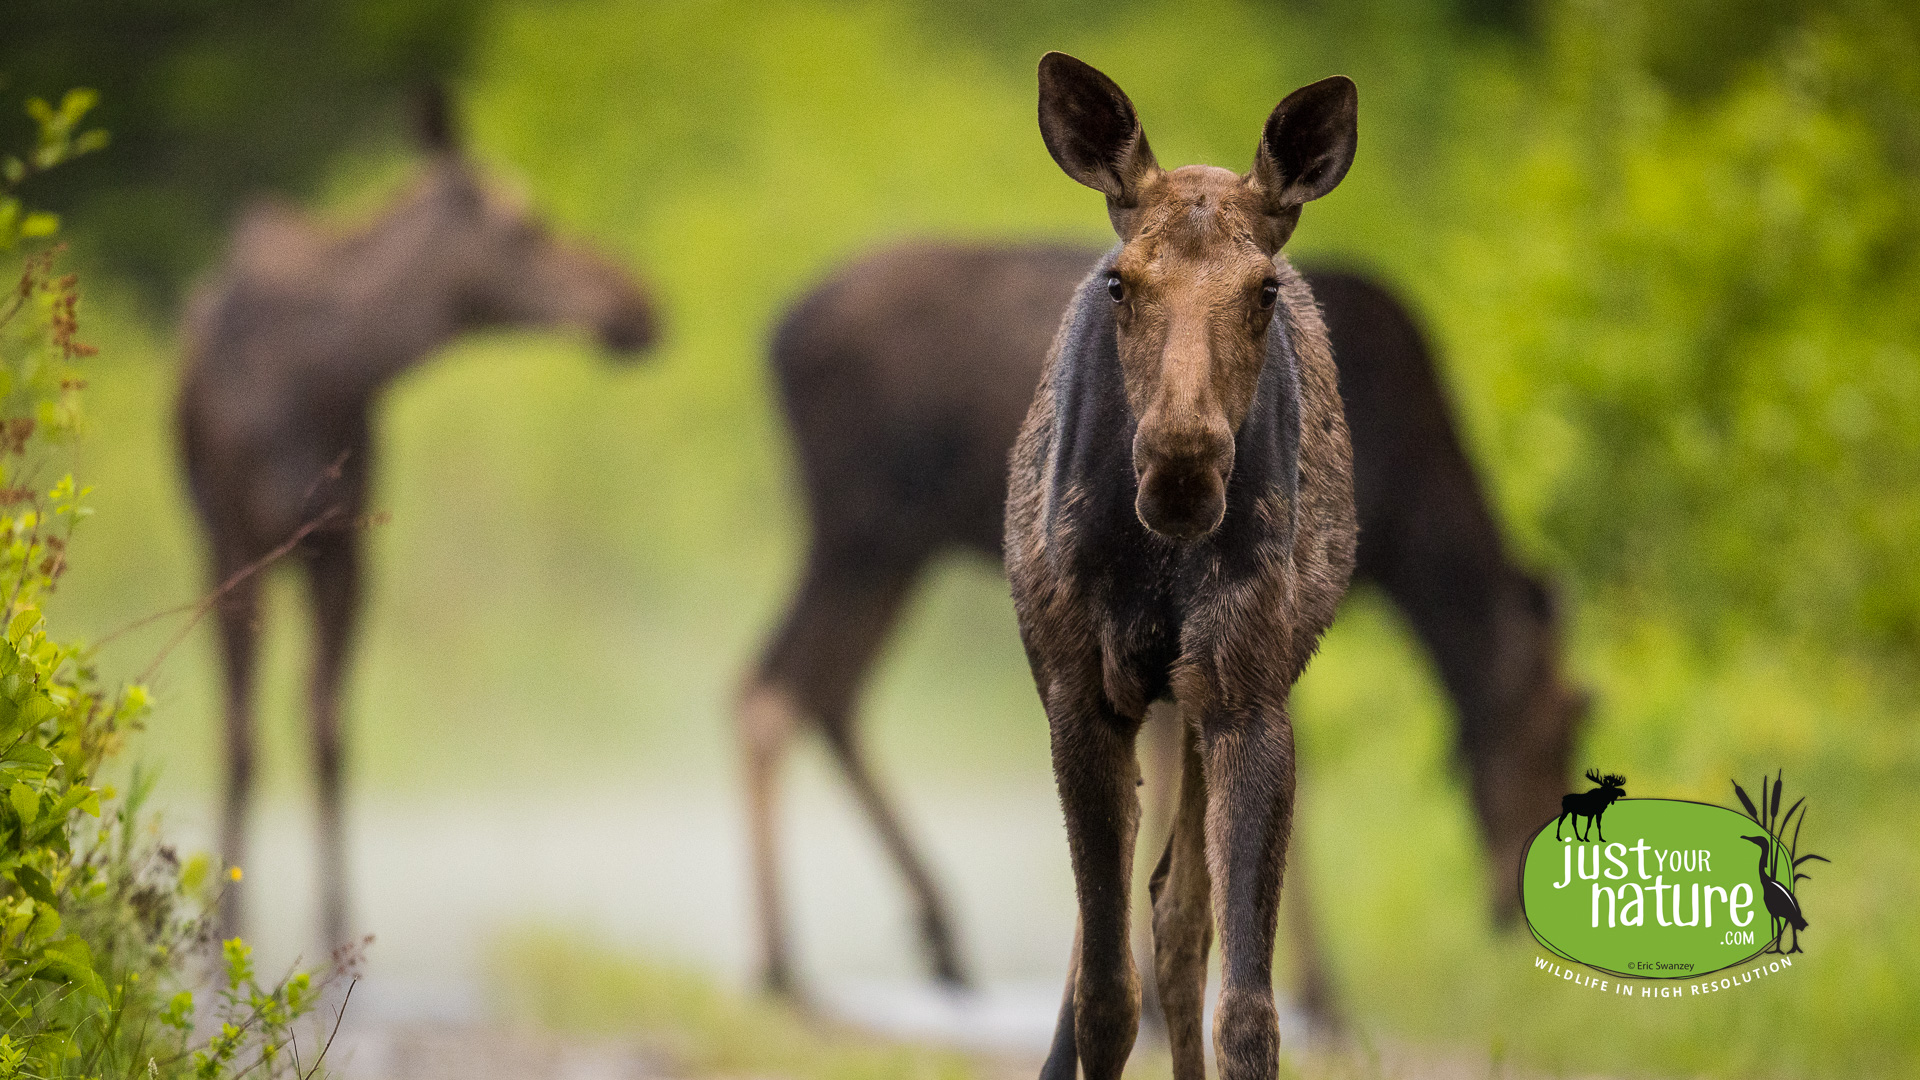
[1553,837,1756,942]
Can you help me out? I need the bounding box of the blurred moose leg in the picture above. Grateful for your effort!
[214,550,263,940]
[1283,825,1340,1033]
[738,677,804,996]
[819,720,969,988]
[303,529,362,949]
[739,542,970,993]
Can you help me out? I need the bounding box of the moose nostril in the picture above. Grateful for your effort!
[1135,464,1228,541]
[603,305,658,354]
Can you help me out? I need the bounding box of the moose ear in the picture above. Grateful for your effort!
[1038,52,1161,223]
[1245,75,1357,250]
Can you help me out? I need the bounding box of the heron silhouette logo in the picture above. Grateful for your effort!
[1519,770,1828,980]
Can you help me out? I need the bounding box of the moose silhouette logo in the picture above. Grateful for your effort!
[1555,769,1627,842]
[1520,770,1828,981]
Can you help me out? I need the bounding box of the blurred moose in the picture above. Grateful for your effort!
[177,90,658,944]
[737,239,1588,1017]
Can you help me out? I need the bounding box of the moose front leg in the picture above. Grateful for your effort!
[303,531,363,950]
[213,549,263,941]
[1200,703,1298,1080]
[1044,690,1145,1080]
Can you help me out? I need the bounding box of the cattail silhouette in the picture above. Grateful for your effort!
[1732,773,1827,955]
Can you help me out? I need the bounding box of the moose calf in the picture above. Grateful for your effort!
[1007,54,1357,1080]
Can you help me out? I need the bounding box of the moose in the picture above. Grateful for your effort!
[739,131,1584,1031]
[1555,769,1627,842]
[1005,53,1357,1080]
[176,91,657,945]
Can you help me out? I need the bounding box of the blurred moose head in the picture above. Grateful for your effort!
[1474,572,1593,919]
[410,86,658,357]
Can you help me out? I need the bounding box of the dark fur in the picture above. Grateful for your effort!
[178,116,656,947]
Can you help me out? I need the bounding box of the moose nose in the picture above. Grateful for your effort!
[601,298,659,358]
[1133,426,1234,541]
[1135,460,1229,540]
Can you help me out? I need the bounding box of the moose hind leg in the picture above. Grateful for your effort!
[743,545,951,992]
[822,723,968,987]
[1151,715,1213,1080]
[1201,705,1298,1080]
[738,679,804,995]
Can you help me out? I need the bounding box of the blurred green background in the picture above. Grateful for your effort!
[8,0,1920,1076]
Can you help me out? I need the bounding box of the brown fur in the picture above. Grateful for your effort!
[177,120,656,947]
[1008,54,1358,1080]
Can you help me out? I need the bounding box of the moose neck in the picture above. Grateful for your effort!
[324,196,485,399]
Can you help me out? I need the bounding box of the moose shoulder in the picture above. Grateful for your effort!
[1007,53,1357,1080]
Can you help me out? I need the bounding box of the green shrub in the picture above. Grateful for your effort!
[0,90,334,1080]
[1439,0,1920,659]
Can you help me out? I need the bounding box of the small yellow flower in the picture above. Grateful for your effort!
[228,866,243,882]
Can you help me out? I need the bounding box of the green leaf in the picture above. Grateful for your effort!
[9,782,37,825]
[11,866,54,905]
[44,935,106,1001]
[2,745,53,767]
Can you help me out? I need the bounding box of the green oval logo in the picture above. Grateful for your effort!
[1521,780,1823,979]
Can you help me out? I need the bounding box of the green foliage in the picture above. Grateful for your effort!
[1448,0,1920,660]
[0,89,106,253]
[2,0,487,296]
[0,98,331,1080]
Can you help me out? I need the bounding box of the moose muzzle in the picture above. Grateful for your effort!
[1133,423,1234,541]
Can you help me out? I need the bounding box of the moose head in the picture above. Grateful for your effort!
[1585,769,1627,797]
[410,86,658,358]
[1037,52,1356,540]
[1473,572,1593,919]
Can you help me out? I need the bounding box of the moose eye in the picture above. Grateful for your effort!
[1107,274,1125,303]
[1258,280,1279,309]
